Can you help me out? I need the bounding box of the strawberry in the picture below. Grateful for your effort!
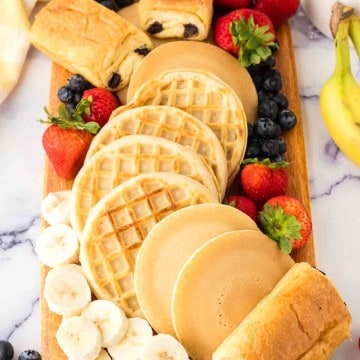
[213,0,252,9]
[253,0,300,29]
[258,195,312,253]
[39,99,100,179]
[225,195,258,223]
[240,158,288,206]
[82,88,121,127]
[214,8,277,67]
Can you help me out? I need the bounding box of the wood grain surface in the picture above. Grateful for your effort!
[40,23,315,359]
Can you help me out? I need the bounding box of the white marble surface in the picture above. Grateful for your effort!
[1,6,360,359]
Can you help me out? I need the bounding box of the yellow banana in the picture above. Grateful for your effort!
[319,4,360,167]
[349,10,360,59]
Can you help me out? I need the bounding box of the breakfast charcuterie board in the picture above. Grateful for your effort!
[39,22,315,359]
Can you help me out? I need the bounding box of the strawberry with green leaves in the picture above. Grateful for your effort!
[225,195,258,223]
[258,195,312,254]
[39,99,100,179]
[240,158,288,206]
[214,8,277,67]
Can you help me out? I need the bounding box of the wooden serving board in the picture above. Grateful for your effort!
[40,23,315,359]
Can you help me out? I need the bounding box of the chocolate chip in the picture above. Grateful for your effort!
[107,72,121,89]
[147,21,163,35]
[134,46,150,56]
[184,24,198,38]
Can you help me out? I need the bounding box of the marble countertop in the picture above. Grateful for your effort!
[1,5,360,359]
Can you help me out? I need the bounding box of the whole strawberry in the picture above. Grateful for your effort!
[214,8,277,67]
[258,195,312,253]
[240,158,288,206]
[253,0,300,29]
[82,88,121,127]
[39,99,100,179]
[225,195,258,223]
[213,0,252,9]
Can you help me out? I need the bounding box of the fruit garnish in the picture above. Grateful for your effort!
[225,195,258,222]
[213,0,251,9]
[214,9,278,67]
[39,98,100,135]
[253,0,300,29]
[258,195,312,254]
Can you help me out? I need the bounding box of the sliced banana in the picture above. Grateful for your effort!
[141,334,189,360]
[36,224,79,268]
[56,316,101,360]
[107,317,153,360]
[82,299,129,347]
[44,265,91,316]
[41,190,72,225]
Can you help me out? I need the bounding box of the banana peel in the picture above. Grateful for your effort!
[319,2,360,167]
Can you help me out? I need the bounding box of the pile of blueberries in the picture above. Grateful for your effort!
[0,340,41,360]
[245,54,297,162]
[94,0,134,11]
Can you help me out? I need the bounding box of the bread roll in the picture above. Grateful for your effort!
[138,0,213,40]
[30,0,153,91]
[213,262,352,360]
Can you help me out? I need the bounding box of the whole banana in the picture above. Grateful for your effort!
[319,3,360,167]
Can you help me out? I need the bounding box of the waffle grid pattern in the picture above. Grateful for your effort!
[81,174,216,316]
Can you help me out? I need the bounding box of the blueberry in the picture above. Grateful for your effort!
[247,123,254,141]
[261,139,280,158]
[252,74,263,91]
[262,76,282,93]
[261,55,276,70]
[274,138,287,154]
[18,350,41,360]
[257,90,269,103]
[114,0,134,7]
[65,102,77,116]
[66,74,93,93]
[270,39,279,53]
[271,92,289,109]
[73,92,82,105]
[271,154,287,163]
[245,141,261,158]
[254,118,282,139]
[258,100,278,120]
[0,340,14,360]
[262,68,281,80]
[277,109,297,131]
[247,64,262,77]
[57,86,75,104]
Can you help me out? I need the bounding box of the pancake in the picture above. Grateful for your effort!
[79,172,218,317]
[171,230,294,360]
[71,134,220,235]
[134,203,259,336]
[126,41,258,123]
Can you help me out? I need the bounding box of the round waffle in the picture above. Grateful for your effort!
[134,204,259,336]
[114,69,248,184]
[71,134,220,235]
[79,172,218,317]
[86,105,227,196]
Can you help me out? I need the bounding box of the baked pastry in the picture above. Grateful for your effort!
[79,172,218,317]
[138,0,213,40]
[171,229,294,360]
[213,262,352,360]
[71,134,219,235]
[85,105,228,199]
[134,204,258,336]
[30,0,153,91]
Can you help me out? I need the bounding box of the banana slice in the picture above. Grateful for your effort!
[141,334,188,360]
[56,316,102,360]
[36,224,79,268]
[41,190,72,226]
[82,300,129,347]
[107,317,153,360]
[44,265,91,316]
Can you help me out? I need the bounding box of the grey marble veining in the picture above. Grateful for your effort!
[0,6,359,359]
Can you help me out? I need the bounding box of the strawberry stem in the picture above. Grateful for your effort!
[38,98,100,135]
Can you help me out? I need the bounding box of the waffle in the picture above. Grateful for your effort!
[71,134,219,235]
[86,105,227,197]
[113,69,248,184]
[79,172,218,317]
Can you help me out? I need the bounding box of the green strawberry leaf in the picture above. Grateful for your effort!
[242,157,289,169]
[38,98,100,135]
[278,237,292,254]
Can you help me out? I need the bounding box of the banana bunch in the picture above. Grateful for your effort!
[319,2,360,167]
